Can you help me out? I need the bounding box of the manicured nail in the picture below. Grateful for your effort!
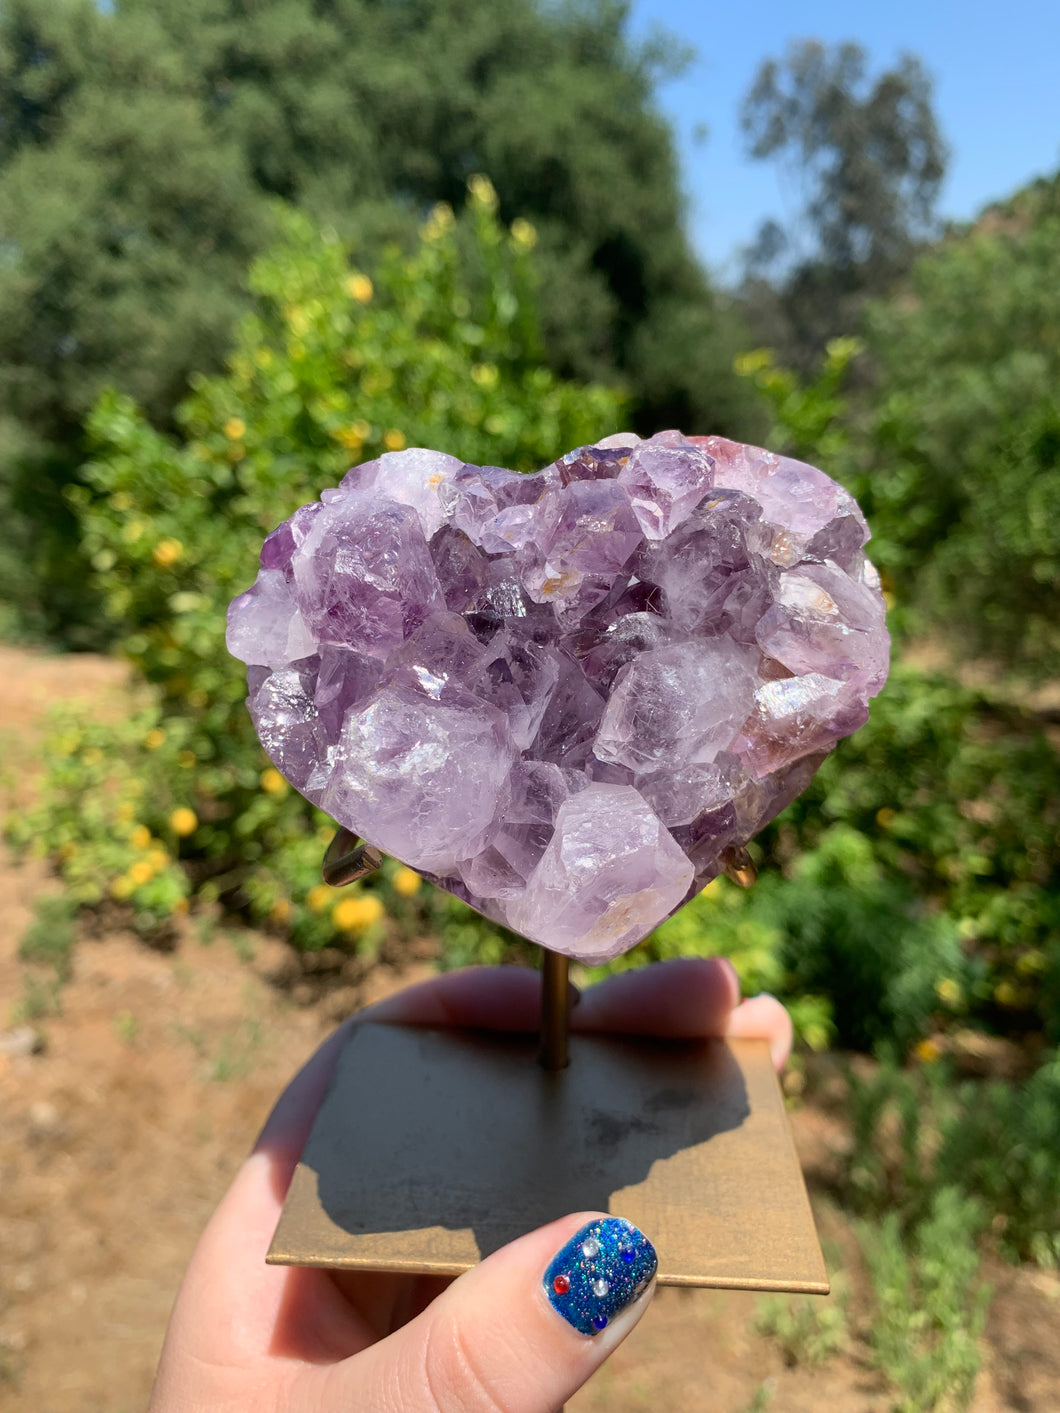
[543,1217,657,1335]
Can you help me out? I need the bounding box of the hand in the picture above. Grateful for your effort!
[149,958,790,1412]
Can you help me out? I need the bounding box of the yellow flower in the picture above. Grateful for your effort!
[129,859,155,886]
[875,807,897,828]
[392,867,421,898]
[471,362,498,388]
[144,728,166,750]
[332,893,385,932]
[935,977,963,1007]
[129,824,152,850]
[260,767,288,796]
[423,201,455,240]
[306,884,333,914]
[170,807,198,837]
[179,750,197,769]
[993,980,1019,1008]
[335,425,365,450]
[383,429,406,452]
[1017,949,1047,976]
[345,273,373,303]
[110,875,135,901]
[153,538,183,568]
[269,898,292,924]
[467,173,497,208]
[147,848,169,872]
[914,1038,941,1064]
[510,217,537,249]
[224,417,246,441]
[116,802,136,823]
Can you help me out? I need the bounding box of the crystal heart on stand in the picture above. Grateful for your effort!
[227,431,889,963]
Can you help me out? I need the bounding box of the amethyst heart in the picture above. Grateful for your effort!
[227,431,889,962]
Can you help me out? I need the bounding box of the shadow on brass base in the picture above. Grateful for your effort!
[268,1023,827,1293]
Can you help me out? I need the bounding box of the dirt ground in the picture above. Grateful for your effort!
[1,646,1058,1413]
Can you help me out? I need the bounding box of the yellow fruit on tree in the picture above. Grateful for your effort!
[170,807,198,837]
[152,538,183,568]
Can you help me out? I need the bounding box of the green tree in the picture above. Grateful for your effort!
[739,40,947,363]
[0,0,759,642]
[0,0,268,642]
[856,174,1060,673]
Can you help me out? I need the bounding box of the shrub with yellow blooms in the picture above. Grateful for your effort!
[12,178,625,960]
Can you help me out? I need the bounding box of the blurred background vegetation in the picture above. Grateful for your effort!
[2,2,1058,1402]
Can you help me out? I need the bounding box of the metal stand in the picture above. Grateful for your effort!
[539,951,570,1071]
[273,833,827,1295]
[322,828,383,887]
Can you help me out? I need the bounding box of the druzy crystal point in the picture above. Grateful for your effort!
[228,432,889,962]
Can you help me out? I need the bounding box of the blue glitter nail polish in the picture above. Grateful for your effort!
[544,1217,657,1336]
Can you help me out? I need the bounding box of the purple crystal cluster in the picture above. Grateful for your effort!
[227,431,889,962]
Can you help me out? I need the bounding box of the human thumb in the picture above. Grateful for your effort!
[327,1212,658,1412]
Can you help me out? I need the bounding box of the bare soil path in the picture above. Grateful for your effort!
[0,646,1057,1412]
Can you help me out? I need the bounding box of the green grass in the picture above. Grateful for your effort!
[18,893,78,981]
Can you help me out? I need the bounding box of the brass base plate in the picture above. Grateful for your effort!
[268,1022,827,1293]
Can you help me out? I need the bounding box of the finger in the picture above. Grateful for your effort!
[724,993,793,1071]
[154,966,562,1386]
[324,1213,658,1413]
[256,966,547,1170]
[367,964,547,1031]
[149,1152,378,1412]
[573,955,740,1036]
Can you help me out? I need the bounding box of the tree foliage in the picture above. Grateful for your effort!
[858,179,1060,673]
[0,0,760,641]
[739,40,947,362]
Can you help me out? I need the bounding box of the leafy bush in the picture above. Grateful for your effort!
[7,181,624,954]
[939,1053,1060,1268]
[607,660,1058,1051]
[18,893,79,980]
[841,1052,1060,1268]
[778,666,1060,1041]
[755,1288,848,1367]
[861,1188,990,1413]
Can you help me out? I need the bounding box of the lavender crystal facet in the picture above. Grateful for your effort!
[227,433,890,962]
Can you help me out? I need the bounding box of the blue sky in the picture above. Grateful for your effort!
[628,0,1060,278]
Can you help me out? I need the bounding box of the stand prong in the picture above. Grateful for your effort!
[720,845,757,889]
[322,828,384,888]
[539,950,570,1071]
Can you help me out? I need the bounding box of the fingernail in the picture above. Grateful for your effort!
[543,1217,657,1336]
[719,956,741,1004]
